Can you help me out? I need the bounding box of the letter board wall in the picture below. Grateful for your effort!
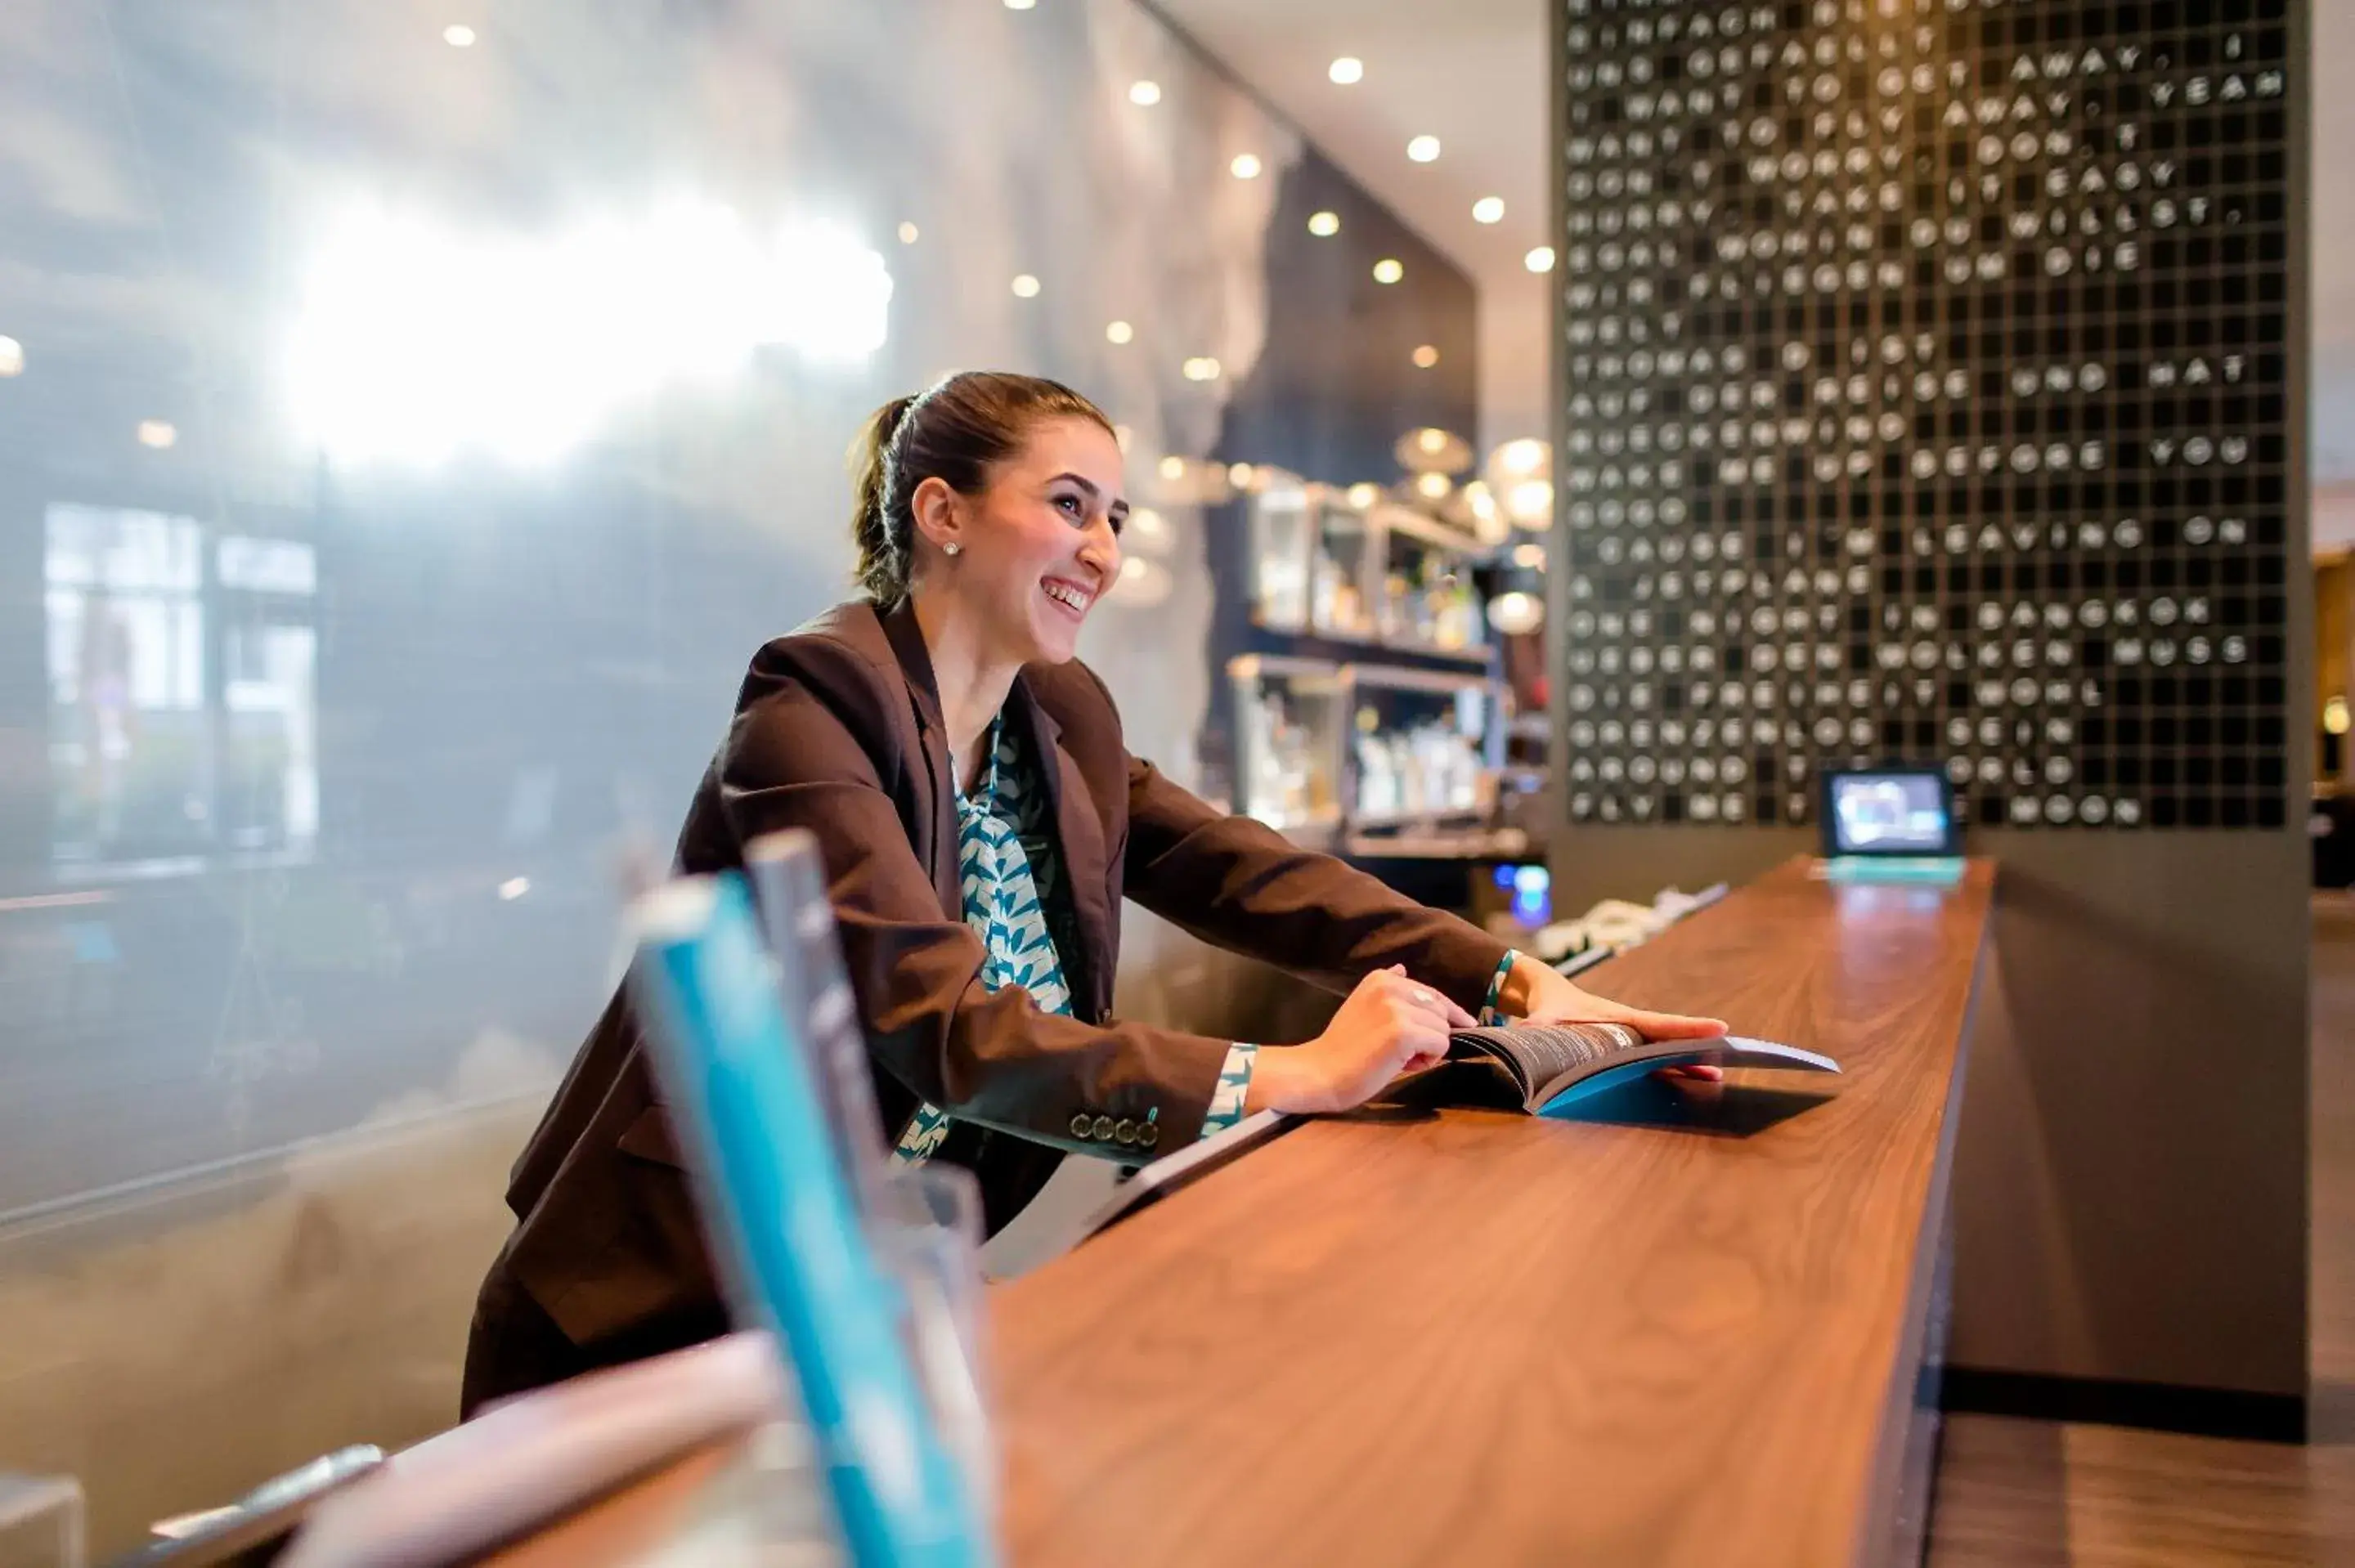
[1551,0,2295,832]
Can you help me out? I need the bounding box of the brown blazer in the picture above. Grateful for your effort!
[461,597,1511,1412]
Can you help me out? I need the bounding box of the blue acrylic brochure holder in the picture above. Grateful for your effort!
[628,871,989,1568]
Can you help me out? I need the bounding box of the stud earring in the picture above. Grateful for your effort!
[943,541,962,557]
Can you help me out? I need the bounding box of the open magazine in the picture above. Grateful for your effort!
[1446,1023,1839,1114]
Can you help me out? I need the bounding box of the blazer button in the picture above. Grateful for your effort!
[1138,1124,1160,1150]
[1114,1119,1137,1145]
[1070,1113,1094,1140]
[1091,1114,1115,1141]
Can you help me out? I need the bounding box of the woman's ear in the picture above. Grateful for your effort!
[908,475,965,558]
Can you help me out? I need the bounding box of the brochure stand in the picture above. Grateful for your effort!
[628,867,992,1567]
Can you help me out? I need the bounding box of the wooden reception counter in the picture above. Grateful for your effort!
[471,856,1993,1568]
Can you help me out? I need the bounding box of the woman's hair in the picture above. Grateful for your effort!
[847,370,1116,603]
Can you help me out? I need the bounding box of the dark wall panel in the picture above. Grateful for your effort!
[1550,0,2309,1404]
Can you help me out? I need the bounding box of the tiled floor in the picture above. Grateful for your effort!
[1926,896,2355,1566]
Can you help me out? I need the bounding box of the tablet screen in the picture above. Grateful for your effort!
[1823,770,1958,856]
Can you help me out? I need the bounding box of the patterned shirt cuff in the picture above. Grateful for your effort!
[1479,950,1523,1028]
[1200,1042,1258,1138]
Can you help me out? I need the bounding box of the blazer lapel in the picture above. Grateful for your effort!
[876,599,962,917]
[1011,675,1115,1022]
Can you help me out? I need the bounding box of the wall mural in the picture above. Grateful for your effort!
[1555,0,2294,831]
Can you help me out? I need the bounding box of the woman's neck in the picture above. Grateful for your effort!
[910,590,1021,789]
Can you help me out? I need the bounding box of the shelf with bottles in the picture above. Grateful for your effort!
[1341,665,1502,850]
[1244,485,1491,665]
[1227,654,1347,845]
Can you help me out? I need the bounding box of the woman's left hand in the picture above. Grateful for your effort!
[1500,954,1729,1081]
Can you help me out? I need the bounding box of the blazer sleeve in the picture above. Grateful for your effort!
[1119,753,1516,1017]
[716,639,1232,1154]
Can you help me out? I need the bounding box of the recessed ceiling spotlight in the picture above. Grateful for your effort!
[1415,472,1451,500]
[1230,153,1263,180]
[1411,344,1439,369]
[1472,196,1505,224]
[1372,258,1403,284]
[1406,135,1441,164]
[1182,356,1222,382]
[137,419,177,449]
[1128,80,1161,106]
[897,222,919,244]
[1523,245,1556,273]
[1308,210,1340,237]
[1106,320,1134,345]
[1011,273,1041,298]
[1004,0,1036,9]
[1328,56,1363,85]
[0,336,21,378]
[442,23,476,47]
[1346,482,1379,508]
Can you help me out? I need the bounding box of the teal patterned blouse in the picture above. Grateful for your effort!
[891,711,1517,1167]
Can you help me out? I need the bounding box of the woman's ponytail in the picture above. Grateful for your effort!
[844,372,1115,605]
[847,394,918,604]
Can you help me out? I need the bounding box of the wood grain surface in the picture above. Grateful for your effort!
[989,857,1993,1567]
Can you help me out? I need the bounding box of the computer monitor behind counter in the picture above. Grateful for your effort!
[1818,767,1966,885]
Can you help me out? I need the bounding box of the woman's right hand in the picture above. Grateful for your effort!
[1245,965,1473,1116]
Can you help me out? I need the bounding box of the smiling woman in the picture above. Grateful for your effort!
[460,371,1722,1411]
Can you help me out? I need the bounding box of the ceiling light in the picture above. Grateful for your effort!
[1466,482,1497,522]
[1411,344,1438,369]
[498,876,531,900]
[1505,478,1554,528]
[1106,320,1133,345]
[137,419,177,449]
[0,336,21,377]
[1011,273,1040,298]
[1487,590,1545,637]
[1128,80,1161,106]
[1371,258,1402,284]
[1406,135,1441,164]
[1124,506,1173,557]
[1496,438,1549,477]
[442,24,476,47]
[1329,56,1364,85]
[1230,153,1263,180]
[1182,356,1222,382]
[1159,455,1186,480]
[1308,211,1340,237]
[1346,482,1379,509]
[2330,696,2352,736]
[1415,473,1450,500]
[1511,543,1546,571]
[1416,429,1447,455]
[1473,196,1505,224]
[1004,0,1036,8]
[1110,553,1173,608]
[897,222,919,244]
[1524,245,1556,273]
[1228,462,1255,489]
